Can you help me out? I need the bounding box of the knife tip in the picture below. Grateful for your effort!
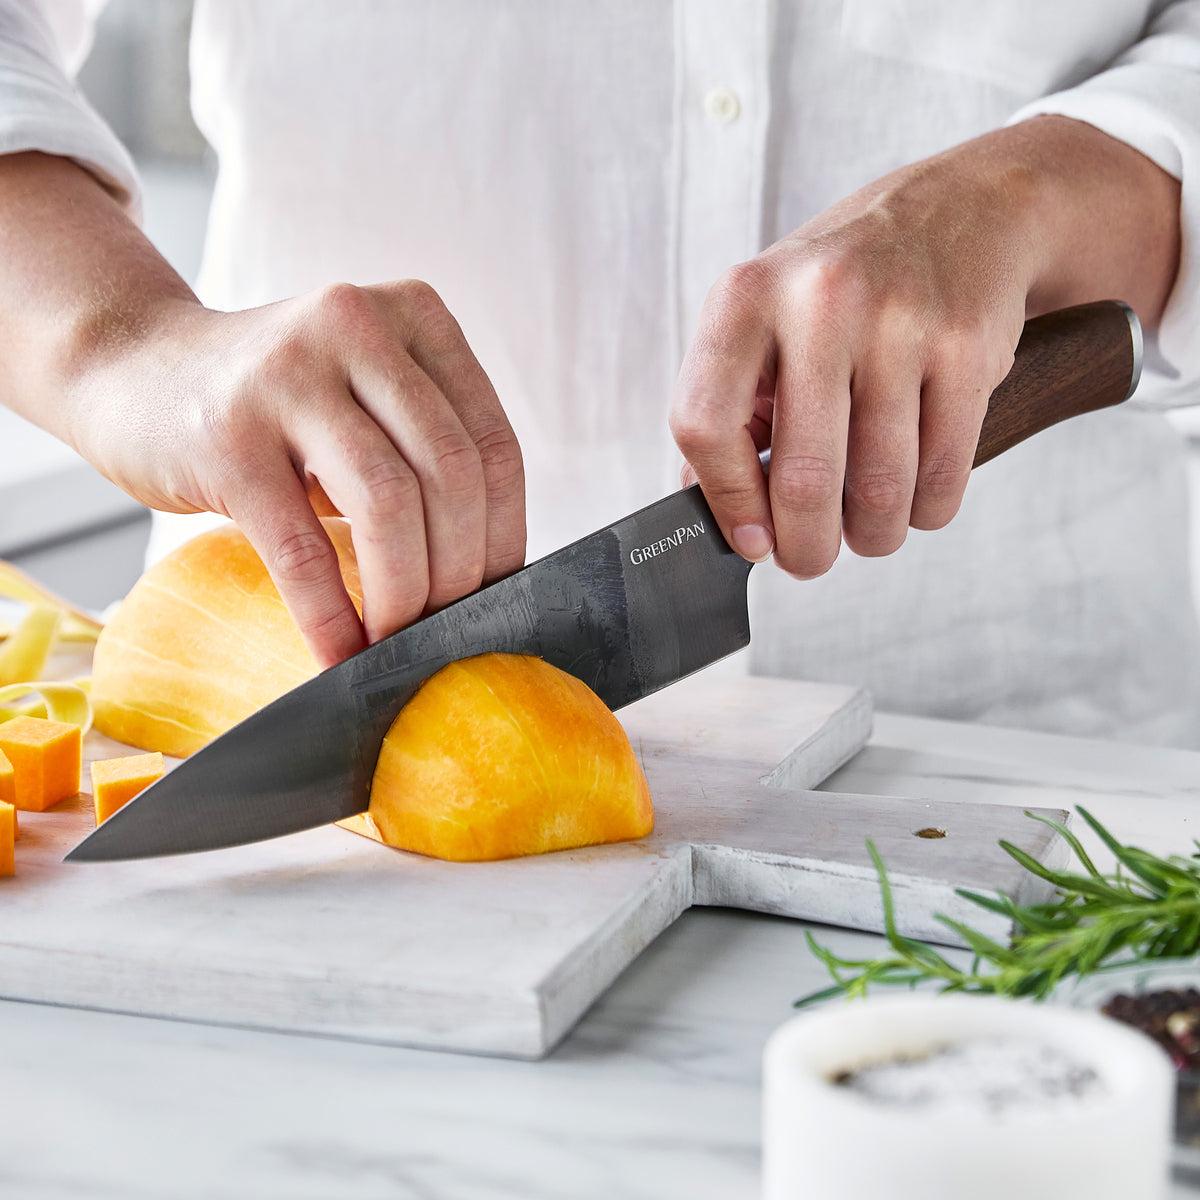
[63,825,124,863]
[62,841,99,863]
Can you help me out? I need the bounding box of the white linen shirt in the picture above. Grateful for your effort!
[3,0,1200,745]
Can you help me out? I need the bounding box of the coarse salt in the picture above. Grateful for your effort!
[832,1036,1107,1117]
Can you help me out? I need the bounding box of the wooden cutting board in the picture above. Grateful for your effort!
[0,671,1066,1059]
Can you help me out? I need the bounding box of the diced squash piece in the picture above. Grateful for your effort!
[0,750,15,839]
[0,715,82,811]
[0,746,13,805]
[365,653,654,861]
[0,800,13,875]
[90,752,166,825]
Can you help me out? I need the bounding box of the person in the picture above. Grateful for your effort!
[0,1,1197,745]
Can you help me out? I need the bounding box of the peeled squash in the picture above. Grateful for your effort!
[364,652,653,861]
[92,521,361,758]
[91,521,653,859]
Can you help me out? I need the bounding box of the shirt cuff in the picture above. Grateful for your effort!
[1009,63,1200,409]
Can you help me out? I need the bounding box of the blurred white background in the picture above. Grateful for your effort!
[0,0,1197,622]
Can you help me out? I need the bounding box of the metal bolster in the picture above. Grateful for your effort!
[1119,301,1144,402]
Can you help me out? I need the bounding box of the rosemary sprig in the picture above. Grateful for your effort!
[797,806,1200,1008]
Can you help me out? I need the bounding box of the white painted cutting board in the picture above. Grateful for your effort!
[0,671,1067,1059]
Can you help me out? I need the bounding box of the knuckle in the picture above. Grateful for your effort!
[389,580,432,623]
[381,564,433,621]
[929,323,1011,392]
[844,468,912,518]
[395,278,451,326]
[271,527,338,586]
[667,404,721,457]
[393,278,465,354]
[871,295,926,348]
[703,476,763,513]
[474,424,525,492]
[912,451,969,529]
[787,254,861,316]
[484,533,527,581]
[431,555,487,605]
[932,327,979,376]
[313,281,376,329]
[303,601,362,649]
[919,449,970,494]
[424,430,484,498]
[694,259,778,346]
[711,258,779,311]
[352,458,422,521]
[771,454,844,513]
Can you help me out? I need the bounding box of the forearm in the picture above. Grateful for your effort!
[0,151,526,666]
[0,151,196,450]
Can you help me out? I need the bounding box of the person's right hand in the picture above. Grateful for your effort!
[73,281,526,668]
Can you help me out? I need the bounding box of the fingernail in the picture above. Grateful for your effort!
[732,524,774,563]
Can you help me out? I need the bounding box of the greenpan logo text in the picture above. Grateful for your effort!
[629,522,705,565]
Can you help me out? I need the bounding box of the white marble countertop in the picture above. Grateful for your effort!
[1,712,1198,1199]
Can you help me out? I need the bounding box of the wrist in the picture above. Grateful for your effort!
[975,116,1181,325]
[56,288,201,454]
[0,151,200,451]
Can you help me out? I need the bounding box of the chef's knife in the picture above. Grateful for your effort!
[66,299,1141,862]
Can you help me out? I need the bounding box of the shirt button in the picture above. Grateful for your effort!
[703,86,741,124]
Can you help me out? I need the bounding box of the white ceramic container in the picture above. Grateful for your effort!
[762,993,1174,1200]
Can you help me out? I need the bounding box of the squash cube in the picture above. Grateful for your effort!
[0,800,13,875]
[0,716,82,811]
[0,752,16,840]
[0,746,13,806]
[90,752,166,825]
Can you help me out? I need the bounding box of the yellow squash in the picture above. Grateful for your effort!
[363,652,653,861]
[92,521,360,758]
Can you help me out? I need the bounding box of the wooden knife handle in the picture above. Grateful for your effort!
[973,300,1142,468]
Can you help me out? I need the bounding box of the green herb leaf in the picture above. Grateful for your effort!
[797,808,1200,1007]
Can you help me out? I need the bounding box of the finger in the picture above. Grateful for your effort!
[670,266,777,563]
[294,386,449,644]
[372,281,526,583]
[678,401,773,488]
[343,348,490,621]
[909,334,1000,531]
[766,338,852,579]
[841,357,922,557]
[226,456,367,670]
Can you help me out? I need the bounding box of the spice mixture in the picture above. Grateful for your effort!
[1101,987,1200,1149]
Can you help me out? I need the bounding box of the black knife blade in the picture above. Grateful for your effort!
[66,482,751,860]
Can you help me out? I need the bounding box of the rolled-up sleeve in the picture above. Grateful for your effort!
[0,0,140,218]
[1009,1,1200,407]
